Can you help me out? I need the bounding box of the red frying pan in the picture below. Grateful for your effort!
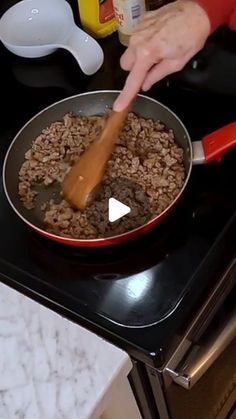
[2,90,236,247]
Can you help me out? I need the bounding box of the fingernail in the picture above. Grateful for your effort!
[113,100,122,112]
[142,84,149,92]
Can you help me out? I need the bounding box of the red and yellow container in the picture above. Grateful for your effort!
[78,0,117,38]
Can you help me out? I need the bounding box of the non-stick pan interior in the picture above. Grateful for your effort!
[3,91,192,231]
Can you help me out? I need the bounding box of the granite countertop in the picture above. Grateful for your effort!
[0,282,132,419]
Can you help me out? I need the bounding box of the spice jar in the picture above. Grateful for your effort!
[112,0,147,46]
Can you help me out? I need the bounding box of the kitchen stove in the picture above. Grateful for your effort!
[0,13,235,374]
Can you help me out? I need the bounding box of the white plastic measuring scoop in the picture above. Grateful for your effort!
[0,0,104,75]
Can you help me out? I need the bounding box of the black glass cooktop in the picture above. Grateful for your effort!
[0,28,235,366]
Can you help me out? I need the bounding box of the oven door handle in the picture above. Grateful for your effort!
[165,309,236,390]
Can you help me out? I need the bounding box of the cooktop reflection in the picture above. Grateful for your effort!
[0,167,224,328]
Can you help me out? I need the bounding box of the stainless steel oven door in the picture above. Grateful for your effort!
[165,308,236,390]
[164,338,236,419]
[162,259,236,419]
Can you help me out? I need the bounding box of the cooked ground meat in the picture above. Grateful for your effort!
[18,111,186,239]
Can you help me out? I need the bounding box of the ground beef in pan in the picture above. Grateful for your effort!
[18,111,186,239]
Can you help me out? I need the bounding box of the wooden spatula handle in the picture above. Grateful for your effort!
[97,107,130,149]
[62,106,130,211]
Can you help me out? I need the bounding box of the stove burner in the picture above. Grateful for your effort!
[21,187,211,328]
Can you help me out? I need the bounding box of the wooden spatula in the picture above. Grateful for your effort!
[62,106,130,211]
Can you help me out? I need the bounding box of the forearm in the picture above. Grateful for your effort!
[193,0,236,32]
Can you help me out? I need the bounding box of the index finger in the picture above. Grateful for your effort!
[113,57,153,111]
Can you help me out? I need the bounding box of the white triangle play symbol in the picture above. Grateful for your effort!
[108,198,131,223]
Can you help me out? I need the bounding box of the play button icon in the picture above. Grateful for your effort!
[86,177,151,238]
[108,198,131,223]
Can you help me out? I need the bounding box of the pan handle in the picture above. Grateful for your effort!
[201,121,236,164]
[192,121,236,164]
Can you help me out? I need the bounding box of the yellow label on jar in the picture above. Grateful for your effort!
[99,0,115,23]
[78,0,117,38]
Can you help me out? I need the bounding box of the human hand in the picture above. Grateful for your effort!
[113,0,210,111]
